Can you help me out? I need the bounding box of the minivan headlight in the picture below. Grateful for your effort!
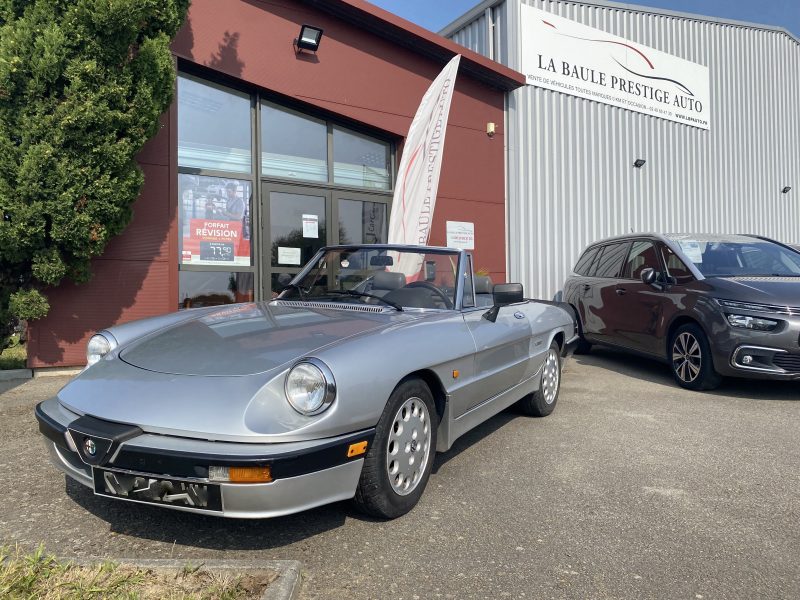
[726,314,779,331]
[285,359,336,415]
[86,333,116,366]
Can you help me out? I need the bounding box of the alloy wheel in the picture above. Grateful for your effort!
[541,348,561,404]
[386,396,432,496]
[672,332,702,383]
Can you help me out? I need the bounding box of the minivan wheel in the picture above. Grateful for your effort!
[669,324,722,391]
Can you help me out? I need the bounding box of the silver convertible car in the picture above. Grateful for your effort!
[36,245,577,519]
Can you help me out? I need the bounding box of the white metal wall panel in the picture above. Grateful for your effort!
[449,11,490,56]
[445,0,800,300]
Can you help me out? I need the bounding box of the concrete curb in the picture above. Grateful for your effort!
[65,557,303,600]
[0,368,33,381]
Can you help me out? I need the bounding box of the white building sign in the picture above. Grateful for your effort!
[446,221,475,250]
[521,5,710,130]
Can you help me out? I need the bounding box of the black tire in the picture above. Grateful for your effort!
[669,323,722,391]
[353,378,438,519]
[570,305,592,354]
[518,341,562,417]
[574,337,592,354]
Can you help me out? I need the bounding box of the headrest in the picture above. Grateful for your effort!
[373,271,406,290]
[474,275,494,294]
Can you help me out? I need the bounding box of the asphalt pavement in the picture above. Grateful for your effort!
[1,349,798,599]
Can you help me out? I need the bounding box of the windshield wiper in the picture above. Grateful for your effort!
[324,290,403,311]
[280,283,307,300]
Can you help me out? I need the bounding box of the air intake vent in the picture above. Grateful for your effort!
[272,300,389,313]
[773,354,800,374]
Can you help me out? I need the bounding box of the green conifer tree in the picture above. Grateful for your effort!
[0,0,190,350]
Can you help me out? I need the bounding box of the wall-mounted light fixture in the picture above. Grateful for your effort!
[295,24,323,53]
[486,122,496,138]
[633,158,646,168]
[781,186,792,194]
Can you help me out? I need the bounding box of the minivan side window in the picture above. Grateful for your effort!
[660,244,695,284]
[623,241,660,279]
[593,242,630,278]
[574,246,600,275]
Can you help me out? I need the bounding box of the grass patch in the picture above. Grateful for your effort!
[0,335,26,370]
[0,545,276,599]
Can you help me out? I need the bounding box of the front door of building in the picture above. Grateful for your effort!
[261,183,389,297]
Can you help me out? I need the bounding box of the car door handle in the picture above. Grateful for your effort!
[615,287,627,295]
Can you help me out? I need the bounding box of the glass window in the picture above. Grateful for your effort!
[269,191,327,268]
[178,76,251,173]
[623,241,660,279]
[462,256,476,308]
[261,103,328,182]
[179,271,254,309]
[333,126,391,190]
[593,242,630,278]
[338,199,388,244]
[179,175,252,266]
[574,246,599,276]
[667,235,800,277]
[282,248,459,310]
[660,244,695,285]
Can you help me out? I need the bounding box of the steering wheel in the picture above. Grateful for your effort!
[405,281,454,309]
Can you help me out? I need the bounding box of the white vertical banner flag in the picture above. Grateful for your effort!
[388,54,461,277]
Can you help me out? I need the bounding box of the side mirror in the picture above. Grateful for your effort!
[640,268,657,285]
[493,283,524,306]
[483,283,524,323]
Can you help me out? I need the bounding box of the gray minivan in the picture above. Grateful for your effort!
[563,234,800,390]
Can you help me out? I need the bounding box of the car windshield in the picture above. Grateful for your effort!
[277,247,461,310]
[667,235,800,277]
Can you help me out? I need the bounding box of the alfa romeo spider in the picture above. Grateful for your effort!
[36,245,577,519]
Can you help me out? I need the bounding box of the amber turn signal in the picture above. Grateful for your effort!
[209,465,272,483]
[347,441,368,457]
[230,466,272,483]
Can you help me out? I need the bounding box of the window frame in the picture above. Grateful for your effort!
[621,238,663,281]
[591,241,632,279]
[176,65,396,305]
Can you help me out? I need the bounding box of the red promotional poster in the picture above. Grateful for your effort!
[179,175,252,266]
[182,219,251,265]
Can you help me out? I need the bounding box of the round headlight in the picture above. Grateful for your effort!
[86,334,115,366]
[285,359,336,415]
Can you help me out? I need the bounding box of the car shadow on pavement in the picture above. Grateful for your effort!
[65,478,359,549]
[573,347,799,401]
[432,410,519,475]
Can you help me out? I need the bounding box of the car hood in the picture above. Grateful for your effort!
[119,302,414,376]
[707,277,800,307]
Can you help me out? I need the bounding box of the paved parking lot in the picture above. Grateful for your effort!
[1,350,798,599]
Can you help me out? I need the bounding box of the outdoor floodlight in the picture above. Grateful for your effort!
[633,159,646,168]
[295,24,323,52]
[781,186,792,194]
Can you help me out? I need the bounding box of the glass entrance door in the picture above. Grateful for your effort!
[263,185,328,296]
[261,185,390,297]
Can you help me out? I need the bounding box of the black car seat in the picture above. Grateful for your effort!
[370,271,406,297]
[474,275,494,307]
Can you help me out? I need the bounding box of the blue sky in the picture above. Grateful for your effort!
[370,0,800,37]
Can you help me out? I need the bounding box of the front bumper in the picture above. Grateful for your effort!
[36,398,373,519]
[710,315,800,380]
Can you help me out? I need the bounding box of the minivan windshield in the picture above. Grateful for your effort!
[277,247,461,310]
[667,235,800,277]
